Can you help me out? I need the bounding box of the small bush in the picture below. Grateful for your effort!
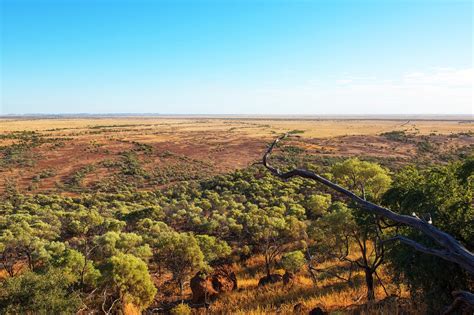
[380,130,409,142]
[170,303,192,315]
[281,251,306,273]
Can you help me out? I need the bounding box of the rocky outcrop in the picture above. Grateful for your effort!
[211,264,238,292]
[190,272,218,304]
[309,306,328,315]
[293,302,306,313]
[191,265,238,304]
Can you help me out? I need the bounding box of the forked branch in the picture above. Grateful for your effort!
[262,133,474,274]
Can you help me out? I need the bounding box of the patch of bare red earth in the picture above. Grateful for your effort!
[0,136,268,194]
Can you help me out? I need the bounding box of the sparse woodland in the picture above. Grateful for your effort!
[0,123,473,314]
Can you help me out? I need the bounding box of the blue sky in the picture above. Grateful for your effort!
[1,0,472,115]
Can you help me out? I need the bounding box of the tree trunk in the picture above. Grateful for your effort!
[80,248,88,289]
[179,280,184,302]
[265,254,271,277]
[5,263,14,277]
[365,268,375,301]
[26,251,33,272]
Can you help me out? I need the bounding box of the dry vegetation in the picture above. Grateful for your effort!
[0,117,472,314]
[1,117,472,194]
[208,254,417,315]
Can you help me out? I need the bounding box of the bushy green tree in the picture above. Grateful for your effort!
[382,159,474,310]
[332,158,391,200]
[331,159,391,300]
[102,253,157,311]
[0,269,82,314]
[154,232,205,297]
[305,193,331,219]
[240,204,306,277]
[0,220,56,275]
[39,241,100,287]
[309,202,355,262]
[307,158,392,300]
[94,231,152,261]
[195,234,231,264]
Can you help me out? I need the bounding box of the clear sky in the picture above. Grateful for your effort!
[0,0,472,115]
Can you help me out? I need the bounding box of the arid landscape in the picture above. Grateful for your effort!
[0,116,472,313]
[1,117,472,195]
[2,0,473,313]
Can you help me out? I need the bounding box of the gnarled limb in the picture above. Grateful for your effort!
[443,291,474,315]
[262,133,474,274]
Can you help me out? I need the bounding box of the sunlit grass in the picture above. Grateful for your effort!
[210,257,414,314]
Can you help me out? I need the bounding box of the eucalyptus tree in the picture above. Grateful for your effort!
[240,204,306,277]
[153,231,205,298]
[102,253,157,312]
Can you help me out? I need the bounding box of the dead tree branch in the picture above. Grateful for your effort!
[262,133,474,274]
[443,291,474,315]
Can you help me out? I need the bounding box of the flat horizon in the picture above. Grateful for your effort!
[1,113,473,121]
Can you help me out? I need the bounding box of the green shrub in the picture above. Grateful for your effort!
[170,303,192,315]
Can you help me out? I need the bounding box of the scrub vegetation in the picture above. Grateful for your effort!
[0,117,472,314]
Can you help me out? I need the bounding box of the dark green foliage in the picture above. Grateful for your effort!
[0,269,82,314]
[416,137,436,154]
[457,155,474,183]
[65,164,96,189]
[380,130,410,142]
[120,151,148,177]
[0,153,470,312]
[382,159,474,310]
[131,141,154,154]
[0,132,44,167]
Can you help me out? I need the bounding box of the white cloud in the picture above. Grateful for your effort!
[4,68,472,115]
[180,68,473,114]
[403,68,472,87]
[278,67,474,115]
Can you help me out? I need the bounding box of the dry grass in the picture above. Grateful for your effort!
[0,117,472,136]
[209,270,416,314]
[206,252,419,314]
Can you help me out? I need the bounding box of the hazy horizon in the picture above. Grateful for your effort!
[1,113,472,121]
[1,0,473,115]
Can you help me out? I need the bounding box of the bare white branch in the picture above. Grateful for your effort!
[262,133,474,274]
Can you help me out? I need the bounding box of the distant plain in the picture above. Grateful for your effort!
[1,117,472,194]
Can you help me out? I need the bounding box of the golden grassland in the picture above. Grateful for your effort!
[0,117,472,138]
[156,244,422,314]
[205,254,419,314]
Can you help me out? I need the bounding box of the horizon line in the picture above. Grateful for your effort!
[1,113,473,121]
